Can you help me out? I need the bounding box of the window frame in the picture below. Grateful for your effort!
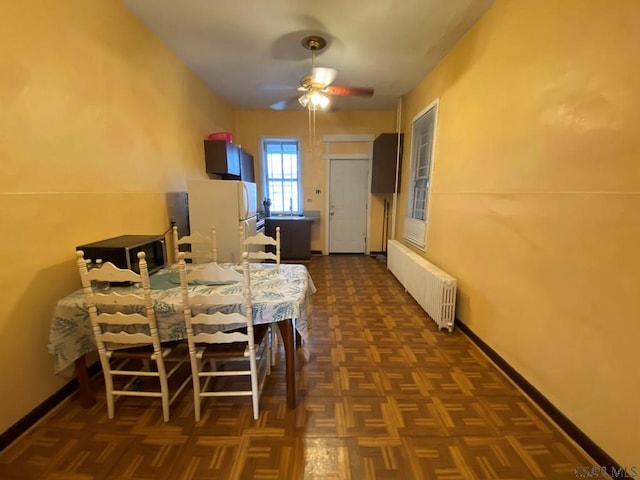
[404,99,439,250]
[261,137,303,215]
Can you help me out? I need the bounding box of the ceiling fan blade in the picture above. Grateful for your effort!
[269,100,290,110]
[325,85,374,97]
[311,67,337,87]
[269,97,299,110]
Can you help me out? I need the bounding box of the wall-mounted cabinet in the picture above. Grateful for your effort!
[204,140,240,177]
[239,148,255,182]
[371,133,404,194]
[204,140,255,182]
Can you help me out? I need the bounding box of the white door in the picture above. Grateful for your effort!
[329,159,369,253]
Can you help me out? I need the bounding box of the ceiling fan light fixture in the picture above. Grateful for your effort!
[298,90,330,110]
[298,94,310,108]
[311,91,330,109]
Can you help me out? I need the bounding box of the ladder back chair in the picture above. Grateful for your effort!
[178,252,271,421]
[240,226,281,364]
[173,225,217,264]
[76,250,190,422]
[240,226,280,264]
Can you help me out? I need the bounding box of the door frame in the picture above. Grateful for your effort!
[322,133,375,255]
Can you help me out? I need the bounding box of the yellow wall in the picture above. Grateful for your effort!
[235,110,396,253]
[0,0,234,433]
[396,0,639,466]
[3,0,633,467]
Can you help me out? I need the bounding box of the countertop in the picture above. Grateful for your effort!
[260,210,320,222]
[266,215,317,222]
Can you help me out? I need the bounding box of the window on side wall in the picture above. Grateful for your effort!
[404,101,438,249]
[262,139,302,214]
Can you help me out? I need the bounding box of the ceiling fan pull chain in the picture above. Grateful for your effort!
[308,107,314,149]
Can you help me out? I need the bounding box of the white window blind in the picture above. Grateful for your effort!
[404,102,438,248]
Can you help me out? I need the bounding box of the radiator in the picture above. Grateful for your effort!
[387,240,457,332]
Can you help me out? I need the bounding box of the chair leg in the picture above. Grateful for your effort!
[191,358,203,422]
[155,359,171,422]
[249,356,260,420]
[270,327,279,366]
[101,358,115,419]
[263,327,271,376]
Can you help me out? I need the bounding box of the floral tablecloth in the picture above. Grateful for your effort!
[48,263,316,374]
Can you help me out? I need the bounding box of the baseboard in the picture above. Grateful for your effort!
[311,250,323,255]
[0,361,101,452]
[455,319,620,472]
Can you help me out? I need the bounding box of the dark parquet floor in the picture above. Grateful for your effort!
[1,254,598,479]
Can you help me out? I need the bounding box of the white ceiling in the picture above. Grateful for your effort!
[123,0,494,111]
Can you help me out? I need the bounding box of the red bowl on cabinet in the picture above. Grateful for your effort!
[207,132,233,142]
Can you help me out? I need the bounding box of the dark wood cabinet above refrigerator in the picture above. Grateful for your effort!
[239,148,255,182]
[371,133,404,194]
[204,140,255,181]
[204,140,240,177]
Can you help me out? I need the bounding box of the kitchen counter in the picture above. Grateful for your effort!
[266,215,318,222]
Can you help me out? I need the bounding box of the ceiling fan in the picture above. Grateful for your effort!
[271,35,374,111]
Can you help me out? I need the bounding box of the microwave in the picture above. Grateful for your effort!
[76,234,167,275]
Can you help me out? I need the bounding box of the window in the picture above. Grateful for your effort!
[404,101,438,249]
[262,139,302,214]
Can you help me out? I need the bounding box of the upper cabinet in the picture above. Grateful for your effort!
[239,148,255,182]
[204,140,240,177]
[371,133,404,194]
[204,140,255,182]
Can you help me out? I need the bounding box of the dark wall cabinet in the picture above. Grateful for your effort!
[204,140,255,182]
[266,218,312,261]
[371,133,404,194]
[204,140,240,176]
[239,148,255,182]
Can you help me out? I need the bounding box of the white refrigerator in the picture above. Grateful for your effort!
[187,179,258,263]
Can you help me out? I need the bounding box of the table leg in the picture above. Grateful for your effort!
[75,355,96,408]
[277,319,296,409]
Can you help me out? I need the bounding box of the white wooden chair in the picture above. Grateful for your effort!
[76,250,190,422]
[240,226,281,364]
[240,226,280,264]
[173,225,217,264]
[178,252,271,421]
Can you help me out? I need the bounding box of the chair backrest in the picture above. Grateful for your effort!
[183,256,243,285]
[76,250,161,353]
[241,226,280,264]
[178,251,255,347]
[173,225,217,264]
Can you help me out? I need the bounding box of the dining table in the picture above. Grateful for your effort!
[48,261,316,410]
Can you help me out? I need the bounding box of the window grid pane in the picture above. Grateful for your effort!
[263,140,301,213]
[408,106,436,222]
